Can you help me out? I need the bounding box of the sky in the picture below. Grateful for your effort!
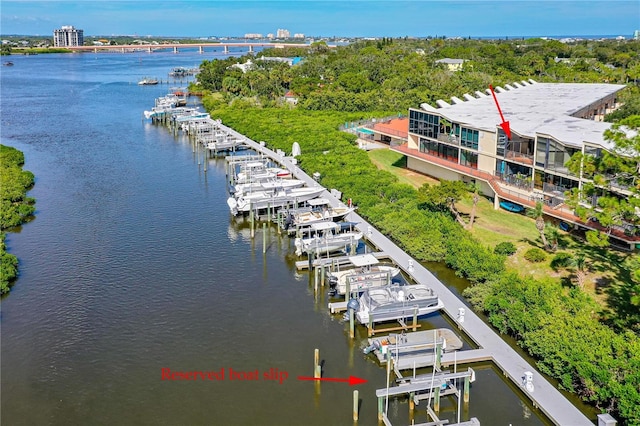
[1,1,639,38]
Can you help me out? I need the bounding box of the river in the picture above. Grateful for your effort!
[1,50,556,425]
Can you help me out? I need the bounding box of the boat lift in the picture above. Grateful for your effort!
[375,336,478,426]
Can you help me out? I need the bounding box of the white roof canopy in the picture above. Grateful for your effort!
[348,254,380,267]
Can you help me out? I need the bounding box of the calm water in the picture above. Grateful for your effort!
[1,52,555,425]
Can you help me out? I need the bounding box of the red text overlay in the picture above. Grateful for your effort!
[161,367,289,384]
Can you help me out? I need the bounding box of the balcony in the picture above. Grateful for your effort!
[496,172,532,191]
[505,150,534,166]
[436,133,460,146]
[542,183,570,200]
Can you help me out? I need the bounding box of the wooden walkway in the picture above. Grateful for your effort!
[219,124,594,426]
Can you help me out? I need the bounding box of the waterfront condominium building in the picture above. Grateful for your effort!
[276,28,290,39]
[394,80,639,249]
[53,25,84,47]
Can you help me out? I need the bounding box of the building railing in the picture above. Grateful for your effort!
[436,133,460,145]
[495,172,533,191]
[504,150,534,165]
[542,183,571,198]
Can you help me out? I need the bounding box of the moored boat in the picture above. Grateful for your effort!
[138,77,159,85]
[328,253,401,296]
[227,186,324,216]
[284,198,355,231]
[350,283,443,325]
[294,221,363,256]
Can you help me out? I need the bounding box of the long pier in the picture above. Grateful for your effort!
[211,124,594,425]
[67,42,336,54]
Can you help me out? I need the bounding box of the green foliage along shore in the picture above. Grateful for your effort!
[0,145,35,293]
[196,37,640,423]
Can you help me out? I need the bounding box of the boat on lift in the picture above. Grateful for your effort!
[328,253,401,296]
[294,221,363,257]
[349,283,443,325]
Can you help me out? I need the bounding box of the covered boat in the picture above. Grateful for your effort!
[294,222,363,256]
[352,284,443,325]
[227,186,323,216]
[328,253,401,296]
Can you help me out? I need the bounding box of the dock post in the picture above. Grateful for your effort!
[277,212,282,235]
[434,386,441,412]
[314,266,320,292]
[412,307,418,331]
[204,148,207,173]
[349,307,355,339]
[368,315,374,337]
[435,341,442,371]
[377,397,384,421]
[262,223,267,253]
[353,390,359,421]
[250,203,255,239]
[320,265,325,287]
[409,391,415,411]
[314,349,321,378]
[464,374,470,403]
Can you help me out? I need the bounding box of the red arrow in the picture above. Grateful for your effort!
[297,375,367,386]
[489,85,511,140]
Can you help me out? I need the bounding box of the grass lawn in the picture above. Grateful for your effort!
[368,147,631,308]
[367,148,438,188]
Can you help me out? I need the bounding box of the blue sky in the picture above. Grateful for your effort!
[2,1,639,38]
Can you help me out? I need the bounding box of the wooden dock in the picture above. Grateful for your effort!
[216,123,594,426]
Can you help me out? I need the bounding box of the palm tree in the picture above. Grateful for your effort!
[572,254,587,290]
[544,223,560,251]
[527,201,549,249]
[466,182,481,229]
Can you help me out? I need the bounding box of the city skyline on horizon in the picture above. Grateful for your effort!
[2,1,639,39]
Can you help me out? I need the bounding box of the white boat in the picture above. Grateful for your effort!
[144,105,186,119]
[284,198,355,231]
[227,186,323,216]
[231,178,306,196]
[138,77,159,85]
[294,221,363,256]
[328,253,401,296]
[351,284,443,325]
[235,161,291,184]
[173,111,210,123]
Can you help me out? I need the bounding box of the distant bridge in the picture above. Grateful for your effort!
[66,42,335,54]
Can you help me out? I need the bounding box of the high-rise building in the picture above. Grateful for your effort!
[634,30,640,40]
[53,25,84,47]
[276,29,290,39]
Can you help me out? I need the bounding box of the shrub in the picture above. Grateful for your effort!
[494,241,517,256]
[524,248,547,263]
[551,252,573,270]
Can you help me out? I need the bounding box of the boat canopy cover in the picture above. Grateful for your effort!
[244,161,267,169]
[349,254,380,267]
[307,198,331,206]
[310,221,341,231]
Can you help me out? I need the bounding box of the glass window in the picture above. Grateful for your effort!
[410,111,440,139]
[461,150,478,169]
[460,127,479,150]
[536,137,548,167]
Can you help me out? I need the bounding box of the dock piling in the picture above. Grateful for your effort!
[353,390,359,421]
[263,223,267,253]
[314,349,321,379]
[349,307,355,339]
